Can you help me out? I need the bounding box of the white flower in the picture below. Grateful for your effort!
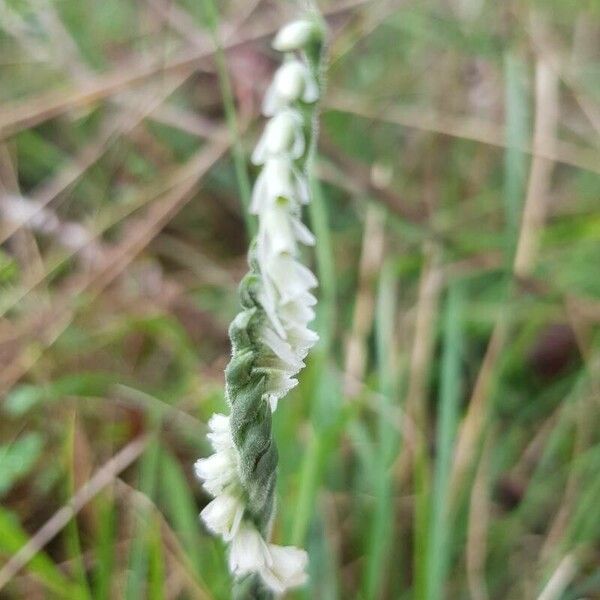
[228,521,271,576]
[229,521,309,594]
[259,198,297,256]
[266,255,318,304]
[252,109,304,165]
[194,449,238,496]
[200,493,245,541]
[206,413,233,452]
[261,544,309,594]
[263,60,319,116]
[272,19,318,52]
[261,325,305,371]
[250,157,308,215]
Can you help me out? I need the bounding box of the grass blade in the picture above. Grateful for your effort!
[425,281,464,600]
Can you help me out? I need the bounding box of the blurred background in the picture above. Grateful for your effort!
[0,0,599,598]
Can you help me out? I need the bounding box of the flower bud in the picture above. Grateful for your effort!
[272,19,319,52]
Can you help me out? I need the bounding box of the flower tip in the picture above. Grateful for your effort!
[272,19,320,52]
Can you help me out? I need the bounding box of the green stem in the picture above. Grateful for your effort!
[203,0,254,237]
[425,282,464,600]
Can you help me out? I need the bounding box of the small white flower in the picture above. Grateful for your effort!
[263,60,319,116]
[262,368,299,410]
[290,217,316,246]
[266,255,318,304]
[206,413,234,452]
[272,19,318,52]
[250,157,308,215]
[261,544,309,594]
[228,521,271,576]
[200,493,245,541]
[258,285,287,339]
[194,449,238,496]
[228,521,309,594]
[252,109,305,165]
[279,299,316,327]
[259,198,297,256]
[261,325,305,371]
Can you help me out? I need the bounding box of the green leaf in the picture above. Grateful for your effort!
[0,433,44,496]
[0,507,86,599]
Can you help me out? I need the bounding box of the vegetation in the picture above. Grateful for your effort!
[0,0,598,599]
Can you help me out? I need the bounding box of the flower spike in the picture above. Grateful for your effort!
[195,13,325,598]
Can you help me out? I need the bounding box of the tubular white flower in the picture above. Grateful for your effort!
[194,448,238,496]
[228,521,271,576]
[228,521,309,594]
[250,156,309,215]
[206,413,234,451]
[263,60,319,116]
[200,493,245,541]
[272,19,318,52]
[252,109,305,165]
[261,544,309,594]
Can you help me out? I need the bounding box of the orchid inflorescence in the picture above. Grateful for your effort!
[194,15,325,598]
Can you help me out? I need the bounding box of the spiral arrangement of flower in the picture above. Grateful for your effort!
[194,16,325,598]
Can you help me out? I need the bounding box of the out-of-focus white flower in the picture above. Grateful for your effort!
[261,543,309,594]
[252,109,305,165]
[266,254,318,304]
[250,157,308,215]
[194,449,238,496]
[200,493,245,541]
[228,521,309,594]
[261,325,305,371]
[228,521,271,576]
[272,19,318,52]
[263,60,319,116]
[206,413,233,452]
[259,199,297,257]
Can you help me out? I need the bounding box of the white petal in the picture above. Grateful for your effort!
[273,61,306,103]
[194,450,238,496]
[251,132,268,166]
[260,201,296,256]
[279,297,315,323]
[268,257,318,302]
[200,493,245,541]
[258,285,287,339]
[262,82,282,117]
[206,414,233,451]
[260,544,308,593]
[208,413,230,433]
[272,19,317,52]
[228,522,271,576]
[262,326,304,370]
[296,291,317,306]
[252,110,303,165]
[263,157,295,203]
[286,325,319,357]
[290,217,315,246]
[250,170,268,214]
[302,74,319,103]
[262,367,300,399]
